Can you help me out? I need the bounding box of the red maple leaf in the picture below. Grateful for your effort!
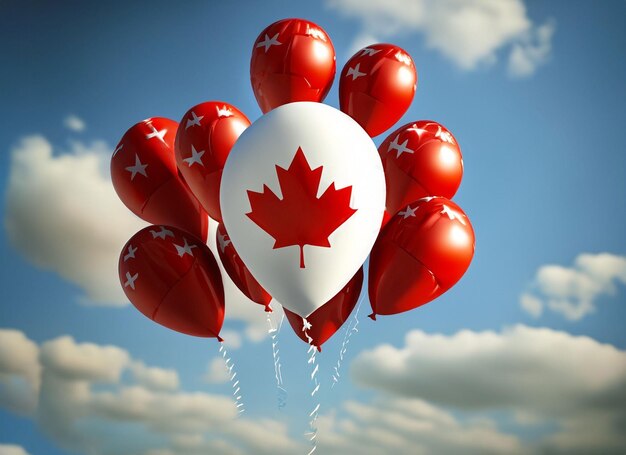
[247,147,357,268]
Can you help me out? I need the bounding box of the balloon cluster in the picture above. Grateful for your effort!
[111,18,474,351]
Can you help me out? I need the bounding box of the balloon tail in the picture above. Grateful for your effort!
[267,311,287,409]
[218,342,245,415]
[368,313,376,321]
[331,296,363,388]
[303,317,319,454]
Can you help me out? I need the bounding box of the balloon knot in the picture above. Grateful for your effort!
[368,313,377,321]
[265,305,273,313]
[216,335,224,343]
[317,345,322,353]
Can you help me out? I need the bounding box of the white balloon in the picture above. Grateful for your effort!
[220,102,385,317]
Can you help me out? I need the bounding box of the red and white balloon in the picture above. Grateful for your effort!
[339,44,417,137]
[220,102,385,318]
[175,102,251,223]
[368,197,474,318]
[119,225,225,339]
[379,120,463,219]
[250,18,336,114]
[111,118,208,240]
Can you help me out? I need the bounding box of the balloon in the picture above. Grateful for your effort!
[221,102,385,317]
[368,197,474,318]
[215,223,272,311]
[379,121,463,219]
[339,44,417,138]
[118,225,225,339]
[175,102,251,223]
[111,117,208,240]
[284,268,363,350]
[250,18,336,114]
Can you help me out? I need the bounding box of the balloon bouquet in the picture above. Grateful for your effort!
[111,16,474,414]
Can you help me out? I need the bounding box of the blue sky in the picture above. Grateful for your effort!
[1,1,625,454]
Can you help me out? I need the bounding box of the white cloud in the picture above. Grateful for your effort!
[4,135,146,305]
[0,327,526,454]
[520,253,626,320]
[63,115,86,132]
[508,21,555,77]
[352,325,626,452]
[3,326,626,454]
[317,399,523,455]
[0,329,40,414]
[130,361,179,392]
[0,445,31,455]
[519,292,543,317]
[327,0,554,76]
[40,335,130,382]
[203,357,230,384]
[219,330,243,350]
[0,329,302,455]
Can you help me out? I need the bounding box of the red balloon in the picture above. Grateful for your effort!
[368,197,474,318]
[119,225,225,339]
[284,268,363,350]
[379,121,463,219]
[215,223,272,311]
[339,44,417,138]
[111,118,208,240]
[175,102,251,223]
[250,18,336,113]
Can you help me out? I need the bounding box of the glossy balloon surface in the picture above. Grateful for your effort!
[221,102,385,317]
[216,223,272,310]
[339,43,416,137]
[111,117,208,240]
[369,197,474,317]
[251,18,336,113]
[284,268,363,349]
[175,102,251,222]
[119,225,225,338]
[379,121,463,218]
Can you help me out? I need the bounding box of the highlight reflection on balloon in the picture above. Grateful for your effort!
[339,43,417,137]
[250,18,336,114]
[368,197,474,318]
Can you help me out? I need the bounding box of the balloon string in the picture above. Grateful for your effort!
[331,295,363,388]
[267,311,287,409]
[219,342,245,415]
[303,318,319,455]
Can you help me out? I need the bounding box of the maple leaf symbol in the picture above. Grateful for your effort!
[246,147,357,268]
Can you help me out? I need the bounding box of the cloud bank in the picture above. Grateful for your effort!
[2,325,626,454]
[352,325,626,453]
[520,253,626,320]
[0,329,300,455]
[0,445,32,455]
[63,115,86,132]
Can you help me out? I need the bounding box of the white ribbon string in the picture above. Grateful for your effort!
[219,343,245,415]
[331,296,363,388]
[267,311,287,409]
[302,318,319,455]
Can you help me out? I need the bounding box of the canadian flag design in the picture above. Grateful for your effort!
[220,102,385,317]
